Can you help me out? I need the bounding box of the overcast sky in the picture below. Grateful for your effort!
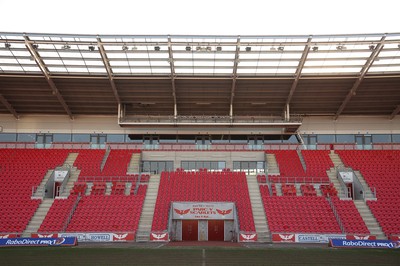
[0,0,398,36]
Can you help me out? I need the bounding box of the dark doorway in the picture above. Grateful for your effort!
[208,220,224,241]
[182,220,198,241]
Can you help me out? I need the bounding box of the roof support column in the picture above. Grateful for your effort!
[0,94,19,119]
[230,37,240,120]
[167,36,178,119]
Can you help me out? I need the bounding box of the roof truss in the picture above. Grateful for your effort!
[0,94,19,119]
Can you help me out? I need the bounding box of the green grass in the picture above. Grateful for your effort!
[0,246,399,266]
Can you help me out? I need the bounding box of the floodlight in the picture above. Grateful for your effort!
[277,46,284,52]
[185,46,191,51]
[216,46,222,51]
[154,46,160,51]
[369,45,375,51]
[312,46,318,52]
[32,44,39,50]
[62,44,71,50]
[245,47,251,52]
[122,44,128,51]
[88,45,95,51]
[5,43,11,49]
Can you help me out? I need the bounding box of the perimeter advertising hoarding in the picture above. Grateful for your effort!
[329,239,400,249]
[172,202,234,220]
[0,237,77,247]
[59,232,134,242]
[272,233,346,243]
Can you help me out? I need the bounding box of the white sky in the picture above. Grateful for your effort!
[0,0,398,36]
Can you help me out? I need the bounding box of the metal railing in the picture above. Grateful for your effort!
[268,176,330,184]
[2,141,400,151]
[326,196,345,234]
[61,195,81,232]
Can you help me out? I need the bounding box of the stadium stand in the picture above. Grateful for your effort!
[336,150,400,237]
[152,170,255,232]
[0,149,69,233]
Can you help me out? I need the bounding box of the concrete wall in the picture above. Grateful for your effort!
[0,114,399,135]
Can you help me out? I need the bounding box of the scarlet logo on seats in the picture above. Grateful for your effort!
[0,234,9,239]
[174,208,190,216]
[112,233,134,241]
[150,232,169,241]
[216,209,232,216]
[239,233,257,242]
[272,233,295,242]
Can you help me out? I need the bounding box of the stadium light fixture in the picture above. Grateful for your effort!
[245,46,251,52]
[88,45,95,51]
[278,46,284,52]
[5,43,11,49]
[62,44,71,50]
[312,46,319,52]
[336,45,346,51]
[154,46,160,51]
[216,46,222,52]
[185,46,191,51]
[369,45,375,51]
[131,46,138,51]
[32,44,39,50]
[122,44,129,51]
[270,47,276,51]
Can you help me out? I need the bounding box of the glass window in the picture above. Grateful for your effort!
[0,133,17,142]
[166,161,174,171]
[284,135,299,143]
[188,161,196,171]
[210,161,218,170]
[372,134,391,143]
[142,161,150,172]
[393,135,400,143]
[17,133,36,142]
[53,133,71,142]
[107,134,124,143]
[181,161,189,170]
[72,134,90,142]
[336,134,355,143]
[317,134,335,143]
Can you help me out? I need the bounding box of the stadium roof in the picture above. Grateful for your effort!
[0,32,400,121]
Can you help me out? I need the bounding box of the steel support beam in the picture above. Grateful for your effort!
[334,35,386,120]
[390,105,400,120]
[0,94,19,119]
[230,37,240,118]
[97,38,121,104]
[285,36,312,111]
[24,36,73,119]
[167,36,177,118]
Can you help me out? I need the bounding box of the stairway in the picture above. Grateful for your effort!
[275,183,283,196]
[32,170,53,198]
[127,152,141,174]
[105,182,112,195]
[59,153,80,197]
[354,200,386,239]
[246,175,270,242]
[136,174,160,242]
[354,171,376,200]
[265,153,280,175]
[22,198,54,237]
[327,151,344,195]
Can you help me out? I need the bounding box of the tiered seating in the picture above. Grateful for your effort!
[111,182,126,195]
[39,195,78,233]
[301,184,317,196]
[90,182,106,195]
[0,149,69,233]
[70,182,87,195]
[336,150,400,237]
[66,195,144,232]
[320,183,338,197]
[257,174,267,183]
[331,197,370,234]
[261,195,341,233]
[281,184,297,196]
[152,170,255,232]
[266,150,330,183]
[74,149,140,182]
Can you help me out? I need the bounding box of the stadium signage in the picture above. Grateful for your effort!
[329,239,400,249]
[31,233,58,238]
[0,234,18,239]
[0,237,77,247]
[58,232,135,242]
[172,202,234,220]
[54,170,68,182]
[272,233,346,243]
[239,233,258,242]
[150,232,169,241]
[346,235,376,240]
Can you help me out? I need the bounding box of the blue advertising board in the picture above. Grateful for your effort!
[330,239,400,249]
[0,237,77,247]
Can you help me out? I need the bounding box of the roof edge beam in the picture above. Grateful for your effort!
[0,94,19,119]
[390,105,400,120]
[97,38,121,104]
[24,36,73,119]
[334,35,386,120]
